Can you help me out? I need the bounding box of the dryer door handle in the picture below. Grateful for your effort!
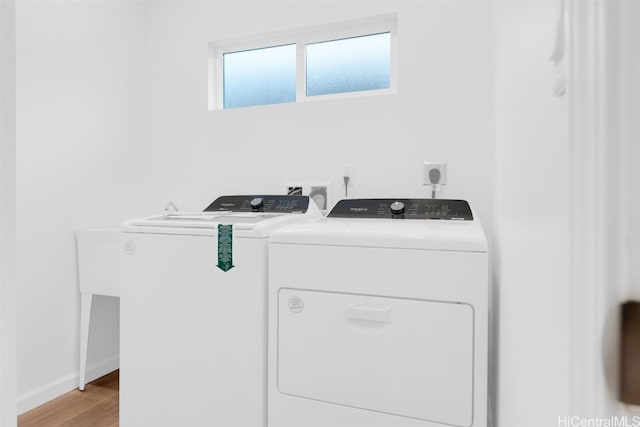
[345,304,392,323]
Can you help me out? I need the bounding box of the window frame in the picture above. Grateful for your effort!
[208,14,398,110]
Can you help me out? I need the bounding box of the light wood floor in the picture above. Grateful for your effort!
[18,370,119,427]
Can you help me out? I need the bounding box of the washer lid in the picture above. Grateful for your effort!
[270,216,487,252]
[122,195,321,237]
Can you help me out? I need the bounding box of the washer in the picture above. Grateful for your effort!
[120,195,321,427]
[268,198,488,427]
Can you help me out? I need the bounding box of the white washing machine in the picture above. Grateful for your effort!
[120,195,321,427]
[268,198,488,427]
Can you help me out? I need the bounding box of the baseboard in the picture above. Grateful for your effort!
[17,355,119,415]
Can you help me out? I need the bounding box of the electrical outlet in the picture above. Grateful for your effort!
[285,181,331,210]
[308,182,330,210]
[342,163,353,177]
[423,162,447,186]
[341,163,353,199]
[342,163,353,183]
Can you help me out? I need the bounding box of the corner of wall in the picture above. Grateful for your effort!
[0,0,17,424]
[17,357,118,415]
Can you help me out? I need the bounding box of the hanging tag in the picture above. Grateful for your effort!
[217,224,234,272]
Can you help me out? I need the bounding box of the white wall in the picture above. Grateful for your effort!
[619,0,640,416]
[494,1,571,425]
[627,0,640,302]
[15,1,150,413]
[145,0,496,233]
[0,0,18,424]
[599,0,633,413]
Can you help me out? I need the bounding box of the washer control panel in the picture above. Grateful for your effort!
[204,195,310,213]
[328,199,473,220]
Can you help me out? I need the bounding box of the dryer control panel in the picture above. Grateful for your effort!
[204,195,310,213]
[328,199,473,220]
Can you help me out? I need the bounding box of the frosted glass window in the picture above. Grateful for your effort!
[306,33,391,97]
[223,44,296,109]
[211,16,396,109]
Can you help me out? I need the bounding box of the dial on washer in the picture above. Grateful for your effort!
[250,197,264,212]
[390,201,405,216]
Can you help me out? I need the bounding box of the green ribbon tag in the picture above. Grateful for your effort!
[217,224,234,272]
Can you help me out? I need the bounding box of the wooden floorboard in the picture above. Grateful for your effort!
[18,370,119,427]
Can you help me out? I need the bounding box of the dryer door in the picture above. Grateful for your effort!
[277,289,474,427]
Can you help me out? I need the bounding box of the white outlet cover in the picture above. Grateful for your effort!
[308,181,331,211]
[284,181,331,211]
[423,162,447,186]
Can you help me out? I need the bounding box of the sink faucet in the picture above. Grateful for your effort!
[164,201,179,213]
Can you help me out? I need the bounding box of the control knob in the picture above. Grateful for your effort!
[390,201,405,216]
[250,197,264,212]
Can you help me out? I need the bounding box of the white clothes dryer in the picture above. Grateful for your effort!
[268,198,488,427]
[120,195,321,427]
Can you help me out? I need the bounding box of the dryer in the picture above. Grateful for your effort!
[268,198,488,427]
[120,195,321,427]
